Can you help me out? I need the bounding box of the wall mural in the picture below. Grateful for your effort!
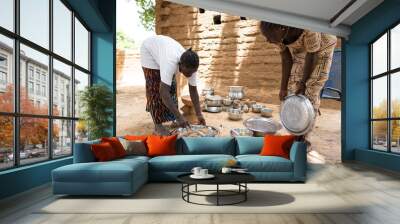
[116,0,342,164]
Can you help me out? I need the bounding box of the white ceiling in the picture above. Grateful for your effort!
[169,0,384,38]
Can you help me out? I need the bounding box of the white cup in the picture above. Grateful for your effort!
[221,167,232,174]
[191,167,202,176]
[200,169,208,176]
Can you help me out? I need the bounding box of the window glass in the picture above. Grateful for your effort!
[0,116,13,170]
[372,33,387,76]
[74,69,89,118]
[53,59,72,117]
[391,72,400,118]
[74,18,89,69]
[391,24,400,70]
[372,121,388,151]
[53,119,72,157]
[372,76,387,119]
[0,35,13,112]
[20,0,49,49]
[19,117,49,165]
[0,0,14,31]
[53,0,72,60]
[391,121,400,153]
[20,44,49,115]
[75,120,88,143]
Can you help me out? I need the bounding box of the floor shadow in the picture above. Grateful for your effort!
[203,190,295,207]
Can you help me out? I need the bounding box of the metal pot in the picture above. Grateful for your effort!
[230,128,254,137]
[202,88,214,97]
[205,105,222,113]
[228,91,244,100]
[228,108,243,121]
[251,104,264,113]
[205,95,222,107]
[261,108,273,118]
[229,86,244,92]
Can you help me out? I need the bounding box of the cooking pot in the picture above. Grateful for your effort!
[205,95,222,107]
[228,108,243,121]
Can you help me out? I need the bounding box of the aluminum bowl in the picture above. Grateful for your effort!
[223,97,233,106]
[280,94,315,135]
[206,106,222,113]
[251,104,264,113]
[261,108,273,117]
[230,128,254,137]
[228,108,243,121]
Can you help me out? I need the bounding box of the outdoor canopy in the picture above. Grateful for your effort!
[169,0,384,38]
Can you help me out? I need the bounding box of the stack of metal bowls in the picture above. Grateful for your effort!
[230,128,254,137]
[205,95,222,113]
[228,86,245,100]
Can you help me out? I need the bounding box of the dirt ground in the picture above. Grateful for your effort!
[117,86,341,164]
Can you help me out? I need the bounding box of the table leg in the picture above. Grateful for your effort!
[245,183,247,201]
[195,184,198,192]
[217,184,219,206]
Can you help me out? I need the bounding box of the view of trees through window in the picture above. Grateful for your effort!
[371,23,400,153]
[0,0,91,170]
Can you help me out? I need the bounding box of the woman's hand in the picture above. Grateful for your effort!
[279,89,288,101]
[177,116,190,128]
[197,114,206,125]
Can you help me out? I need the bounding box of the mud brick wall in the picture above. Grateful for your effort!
[155,0,341,108]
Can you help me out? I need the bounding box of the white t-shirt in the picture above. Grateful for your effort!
[140,35,197,86]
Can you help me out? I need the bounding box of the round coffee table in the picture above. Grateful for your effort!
[177,173,255,206]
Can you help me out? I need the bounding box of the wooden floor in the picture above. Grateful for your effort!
[0,162,400,224]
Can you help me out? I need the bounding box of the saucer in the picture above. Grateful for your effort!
[190,174,215,179]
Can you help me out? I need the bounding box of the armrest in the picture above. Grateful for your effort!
[73,140,100,163]
[289,141,307,182]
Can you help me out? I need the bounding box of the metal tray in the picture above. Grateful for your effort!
[243,116,281,134]
[172,125,220,137]
[280,95,315,135]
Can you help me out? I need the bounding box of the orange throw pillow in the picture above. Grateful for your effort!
[91,142,117,162]
[101,137,127,158]
[146,135,177,157]
[124,135,148,142]
[260,135,296,159]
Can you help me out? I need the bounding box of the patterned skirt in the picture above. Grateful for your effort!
[143,67,178,124]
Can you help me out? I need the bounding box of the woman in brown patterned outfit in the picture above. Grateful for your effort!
[260,22,337,145]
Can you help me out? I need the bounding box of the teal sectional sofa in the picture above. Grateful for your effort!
[52,137,307,196]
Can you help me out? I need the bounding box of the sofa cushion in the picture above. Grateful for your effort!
[236,155,293,172]
[149,154,235,172]
[177,137,235,155]
[235,137,264,155]
[53,158,147,183]
[147,135,177,157]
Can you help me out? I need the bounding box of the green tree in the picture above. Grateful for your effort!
[117,30,135,50]
[79,84,113,140]
[134,0,155,31]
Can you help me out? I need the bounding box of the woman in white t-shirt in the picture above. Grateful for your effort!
[140,35,205,135]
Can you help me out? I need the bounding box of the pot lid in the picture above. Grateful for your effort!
[206,95,222,101]
[280,95,315,135]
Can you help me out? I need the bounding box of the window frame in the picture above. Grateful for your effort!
[370,21,400,154]
[0,0,92,171]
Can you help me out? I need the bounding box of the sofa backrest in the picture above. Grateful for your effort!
[235,137,264,155]
[176,137,236,155]
[73,140,100,163]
